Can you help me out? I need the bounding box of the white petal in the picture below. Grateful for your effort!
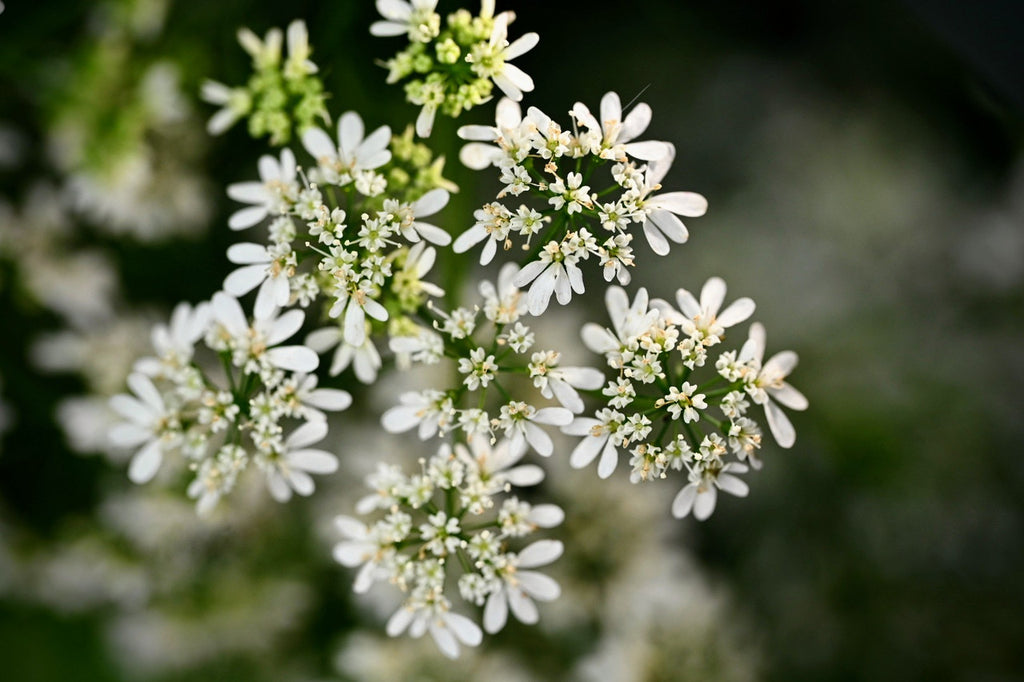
[411,221,452,246]
[483,591,509,634]
[287,418,328,448]
[227,182,269,204]
[430,622,460,659]
[620,102,652,141]
[381,405,420,433]
[369,20,409,37]
[333,515,367,539]
[305,388,352,411]
[127,373,163,413]
[513,259,548,287]
[765,400,796,448]
[596,438,618,478]
[517,571,560,601]
[533,407,574,426]
[527,504,564,528]
[569,435,604,469]
[228,205,267,230]
[267,309,305,345]
[643,218,671,256]
[504,464,544,487]
[412,188,449,217]
[693,487,718,521]
[623,139,672,161]
[518,539,563,568]
[672,484,698,518]
[600,91,622,129]
[288,469,315,496]
[227,242,270,265]
[701,277,727,316]
[444,612,482,646]
[305,327,341,353]
[266,345,319,372]
[649,209,689,243]
[718,297,756,328]
[223,264,266,297]
[386,607,414,637]
[338,111,365,159]
[649,191,708,217]
[109,423,151,448]
[343,301,366,347]
[527,270,556,316]
[770,383,808,411]
[288,448,338,474]
[416,105,436,138]
[717,473,749,498]
[212,292,247,337]
[128,440,162,484]
[507,588,538,624]
[562,417,600,437]
[302,126,337,161]
[764,350,799,379]
[503,32,539,60]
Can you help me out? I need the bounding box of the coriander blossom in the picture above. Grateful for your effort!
[468,12,538,102]
[209,292,319,379]
[302,111,392,186]
[369,0,441,43]
[633,148,708,256]
[736,322,808,448]
[258,419,339,502]
[654,276,756,346]
[225,147,298,230]
[482,539,563,634]
[570,91,672,161]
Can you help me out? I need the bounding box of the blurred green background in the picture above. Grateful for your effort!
[1,1,1022,680]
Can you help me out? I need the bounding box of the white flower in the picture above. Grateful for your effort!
[225,148,298,230]
[222,242,296,320]
[483,539,563,634]
[455,436,544,492]
[457,97,526,169]
[370,0,441,42]
[302,111,392,185]
[738,322,808,448]
[385,598,482,660]
[634,147,708,256]
[479,263,526,324]
[281,373,353,421]
[496,402,573,457]
[109,373,180,484]
[199,80,249,135]
[671,462,750,521]
[563,408,627,479]
[452,202,512,265]
[260,419,339,502]
[468,12,539,102]
[655,276,755,345]
[528,351,603,414]
[581,286,660,368]
[305,326,382,383]
[388,189,452,245]
[332,515,394,594]
[210,292,319,376]
[513,241,586,316]
[381,390,456,439]
[570,91,672,161]
[457,347,498,391]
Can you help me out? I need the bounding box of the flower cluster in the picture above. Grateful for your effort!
[382,263,597,455]
[333,436,564,658]
[453,94,707,315]
[371,0,539,136]
[102,2,810,660]
[564,279,807,520]
[202,20,328,144]
[109,296,349,513]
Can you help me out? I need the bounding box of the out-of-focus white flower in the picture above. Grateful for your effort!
[483,539,563,634]
[306,325,383,384]
[109,373,180,483]
[672,461,749,521]
[385,598,483,660]
[370,0,441,43]
[134,302,211,379]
